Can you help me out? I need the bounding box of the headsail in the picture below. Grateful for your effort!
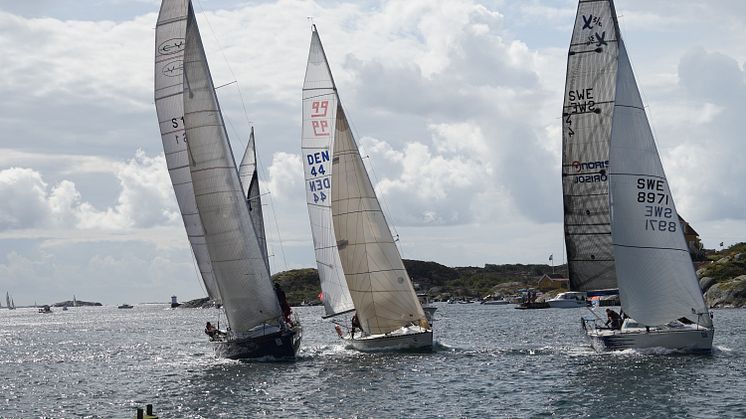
[609,37,711,327]
[238,127,269,266]
[154,0,221,303]
[302,26,426,334]
[561,0,620,292]
[182,3,282,332]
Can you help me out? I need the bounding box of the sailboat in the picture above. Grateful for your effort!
[6,292,15,310]
[154,0,301,360]
[562,0,713,352]
[302,26,432,352]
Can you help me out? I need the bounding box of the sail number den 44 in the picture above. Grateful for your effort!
[636,177,676,233]
[306,151,330,204]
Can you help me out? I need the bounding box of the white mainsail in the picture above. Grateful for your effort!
[609,38,711,327]
[238,127,269,266]
[561,0,620,292]
[154,0,221,303]
[301,26,354,318]
[302,26,426,334]
[182,3,282,332]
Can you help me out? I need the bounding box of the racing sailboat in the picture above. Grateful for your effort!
[301,25,432,351]
[154,0,301,360]
[563,0,713,352]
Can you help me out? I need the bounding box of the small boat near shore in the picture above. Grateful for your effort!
[118,304,134,309]
[546,292,587,308]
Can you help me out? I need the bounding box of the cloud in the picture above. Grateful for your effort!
[0,150,177,232]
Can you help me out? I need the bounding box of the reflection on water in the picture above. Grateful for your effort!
[1,304,744,417]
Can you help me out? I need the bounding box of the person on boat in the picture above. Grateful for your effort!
[205,321,219,340]
[605,309,622,330]
[274,282,292,324]
[351,314,362,338]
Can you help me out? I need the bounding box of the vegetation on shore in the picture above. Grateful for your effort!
[179,243,746,308]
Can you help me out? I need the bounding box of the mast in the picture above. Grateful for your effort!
[561,0,620,292]
[302,26,427,334]
[154,0,221,303]
[182,2,282,332]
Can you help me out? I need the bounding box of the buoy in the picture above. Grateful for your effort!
[335,324,343,337]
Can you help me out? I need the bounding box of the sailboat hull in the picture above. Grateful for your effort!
[585,327,713,354]
[345,330,433,352]
[212,325,302,361]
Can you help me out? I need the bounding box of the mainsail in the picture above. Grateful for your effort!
[561,0,620,292]
[154,0,221,303]
[182,3,282,332]
[302,26,426,334]
[238,127,269,266]
[609,37,711,327]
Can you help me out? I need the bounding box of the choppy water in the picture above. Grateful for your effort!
[1,303,745,418]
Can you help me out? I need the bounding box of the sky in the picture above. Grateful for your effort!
[0,0,744,305]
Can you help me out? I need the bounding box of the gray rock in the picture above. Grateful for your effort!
[705,278,746,308]
[735,253,746,262]
[699,277,716,293]
[696,267,710,278]
[716,256,732,264]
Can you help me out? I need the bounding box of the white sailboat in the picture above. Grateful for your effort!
[302,26,432,352]
[563,0,713,352]
[154,0,301,360]
[6,292,15,310]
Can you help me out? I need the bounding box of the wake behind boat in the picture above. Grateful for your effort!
[154,0,301,360]
[301,25,432,352]
[561,0,713,353]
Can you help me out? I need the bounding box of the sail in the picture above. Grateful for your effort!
[154,0,221,303]
[302,27,426,333]
[182,4,282,332]
[238,127,269,265]
[609,38,711,327]
[301,26,355,317]
[561,0,621,292]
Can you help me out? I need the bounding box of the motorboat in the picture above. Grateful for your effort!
[546,292,588,308]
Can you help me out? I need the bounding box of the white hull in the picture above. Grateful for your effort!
[344,330,433,352]
[585,326,713,353]
[547,299,586,308]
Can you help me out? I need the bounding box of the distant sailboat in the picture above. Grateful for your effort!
[6,292,15,310]
[302,25,432,351]
[154,0,301,359]
[563,0,713,352]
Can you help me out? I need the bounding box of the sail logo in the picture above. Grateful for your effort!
[571,160,609,183]
[158,38,185,56]
[161,60,184,77]
[581,15,603,30]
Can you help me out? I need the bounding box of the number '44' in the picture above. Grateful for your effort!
[313,192,327,203]
[310,165,326,177]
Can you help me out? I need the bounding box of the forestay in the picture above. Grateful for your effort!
[609,38,711,327]
[301,27,355,318]
[182,4,282,332]
[154,0,221,303]
[302,26,426,334]
[238,127,269,266]
[561,0,620,292]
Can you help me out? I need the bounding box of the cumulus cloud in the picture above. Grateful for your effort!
[0,150,177,232]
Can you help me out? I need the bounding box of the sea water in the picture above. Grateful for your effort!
[1,304,744,418]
